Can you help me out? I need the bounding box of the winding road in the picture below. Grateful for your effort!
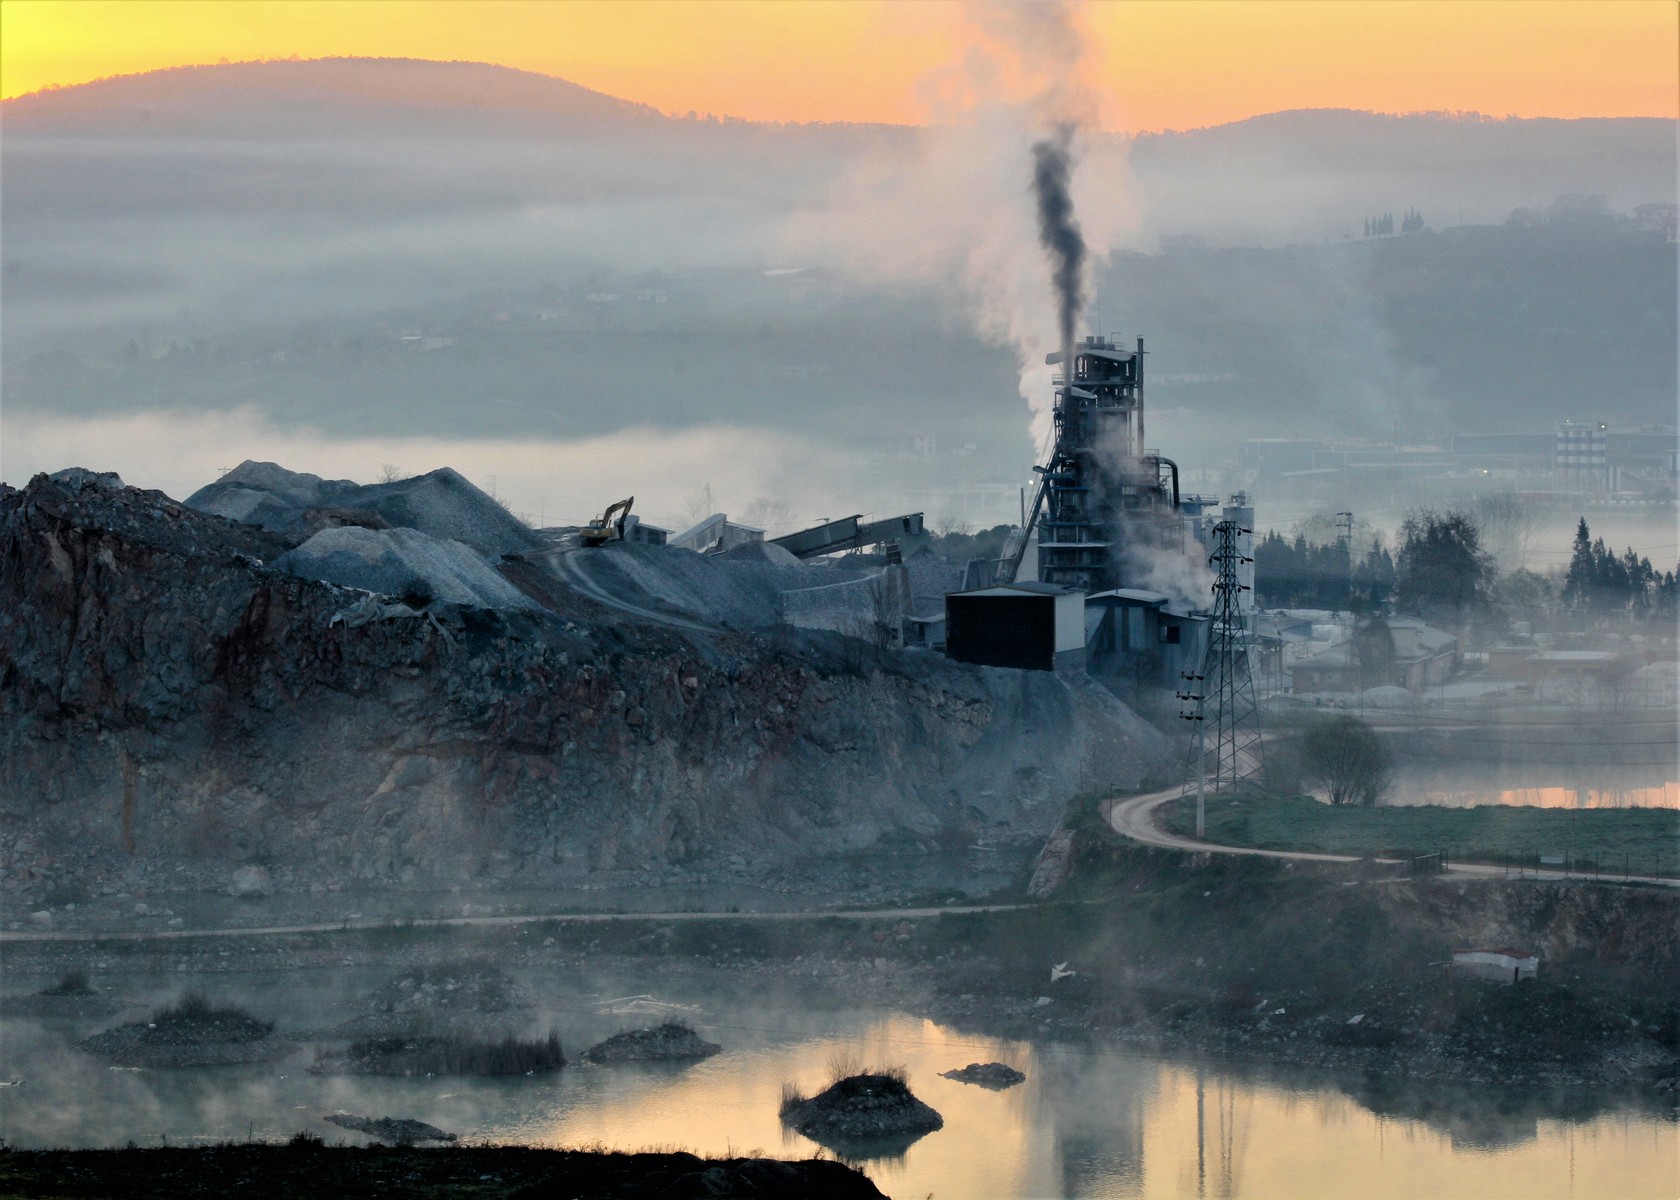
[1104,785,1680,887]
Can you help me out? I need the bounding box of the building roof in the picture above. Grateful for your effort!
[955,582,1081,598]
[1087,588,1169,607]
[1526,651,1619,663]
[1454,947,1538,961]
[1296,644,1356,670]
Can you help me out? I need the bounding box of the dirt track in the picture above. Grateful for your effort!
[1103,785,1680,887]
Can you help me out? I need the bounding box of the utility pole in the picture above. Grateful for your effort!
[1335,510,1355,608]
[1177,669,1207,835]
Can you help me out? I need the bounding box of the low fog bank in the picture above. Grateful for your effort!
[3,59,1675,513]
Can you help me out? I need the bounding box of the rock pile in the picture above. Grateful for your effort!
[939,1061,1025,1088]
[779,1071,943,1155]
[81,994,291,1067]
[581,1022,721,1063]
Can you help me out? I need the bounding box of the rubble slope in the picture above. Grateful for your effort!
[0,471,1170,901]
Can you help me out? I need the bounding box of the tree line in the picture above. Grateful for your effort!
[1256,510,1676,627]
[1562,518,1677,621]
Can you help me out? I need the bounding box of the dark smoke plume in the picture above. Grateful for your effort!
[1032,123,1087,363]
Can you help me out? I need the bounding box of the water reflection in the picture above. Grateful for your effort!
[1,992,1674,1198]
[1391,763,1679,809]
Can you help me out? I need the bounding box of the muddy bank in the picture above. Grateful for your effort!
[0,1145,888,1199]
[3,854,1673,1107]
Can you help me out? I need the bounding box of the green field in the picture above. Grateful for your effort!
[1161,793,1680,878]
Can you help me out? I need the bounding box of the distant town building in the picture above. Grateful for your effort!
[1555,420,1608,491]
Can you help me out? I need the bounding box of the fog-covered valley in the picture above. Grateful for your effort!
[2,47,1677,1200]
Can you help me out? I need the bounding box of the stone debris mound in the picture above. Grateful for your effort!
[940,1061,1026,1088]
[80,994,291,1067]
[581,1022,722,1064]
[779,1071,943,1153]
[323,1114,457,1145]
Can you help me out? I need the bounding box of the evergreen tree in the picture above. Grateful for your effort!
[1394,509,1496,624]
[1562,517,1595,610]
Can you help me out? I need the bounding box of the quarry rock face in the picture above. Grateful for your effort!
[0,470,1170,900]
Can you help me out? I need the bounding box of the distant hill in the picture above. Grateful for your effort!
[1129,108,1675,245]
[2,57,666,133]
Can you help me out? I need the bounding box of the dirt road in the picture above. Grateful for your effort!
[1104,786,1679,887]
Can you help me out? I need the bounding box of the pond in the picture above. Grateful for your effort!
[2,963,1673,1199]
[1389,761,1678,810]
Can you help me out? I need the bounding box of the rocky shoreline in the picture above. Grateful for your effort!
[3,875,1673,1108]
[0,1145,888,1199]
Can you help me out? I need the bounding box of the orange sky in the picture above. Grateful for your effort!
[2,0,1675,130]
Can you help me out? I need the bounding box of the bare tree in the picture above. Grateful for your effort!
[679,483,717,529]
[739,496,793,533]
[378,463,407,484]
[934,513,972,538]
[1299,715,1393,806]
[1469,491,1545,572]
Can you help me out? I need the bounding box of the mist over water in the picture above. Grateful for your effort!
[3,964,1673,1199]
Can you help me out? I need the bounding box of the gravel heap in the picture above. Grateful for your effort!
[582,1022,721,1063]
[939,1061,1026,1088]
[274,526,533,610]
[185,462,539,558]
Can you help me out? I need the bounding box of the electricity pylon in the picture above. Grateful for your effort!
[1182,519,1263,807]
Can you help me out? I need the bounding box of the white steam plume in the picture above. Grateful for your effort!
[783,0,1134,453]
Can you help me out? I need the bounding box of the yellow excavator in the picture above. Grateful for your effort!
[579,496,634,547]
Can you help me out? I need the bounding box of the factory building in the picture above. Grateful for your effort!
[941,333,1258,687]
[945,583,1086,673]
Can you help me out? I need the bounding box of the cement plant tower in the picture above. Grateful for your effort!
[1020,335,1180,591]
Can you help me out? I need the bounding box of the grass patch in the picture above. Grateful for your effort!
[1160,793,1680,876]
[151,993,275,1040]
[316,1031,565,1076]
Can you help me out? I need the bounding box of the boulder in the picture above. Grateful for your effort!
[229,865,273,898]
[940,1061,1025,1088]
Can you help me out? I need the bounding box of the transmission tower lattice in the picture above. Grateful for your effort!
[1182,519,1264,798]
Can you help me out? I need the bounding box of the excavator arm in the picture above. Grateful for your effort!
[580,496,635,546]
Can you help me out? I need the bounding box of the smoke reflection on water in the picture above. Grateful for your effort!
[1,975,1674,1199]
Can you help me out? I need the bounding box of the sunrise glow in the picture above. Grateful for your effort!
[2,0,1675,129]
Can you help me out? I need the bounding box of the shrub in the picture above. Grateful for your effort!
[1299,715,1392,806]
[151,994,274,1039]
